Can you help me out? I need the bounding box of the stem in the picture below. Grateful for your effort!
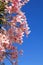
[6,55,13,65]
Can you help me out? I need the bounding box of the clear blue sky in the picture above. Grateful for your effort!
[4,0,43,65]
[19,0,43,65]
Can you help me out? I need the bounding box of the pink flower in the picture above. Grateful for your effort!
[0,0,30,64]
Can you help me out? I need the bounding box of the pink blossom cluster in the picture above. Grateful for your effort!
[0,0,30,64]
[4,0,29,13]
[7,11,30,44]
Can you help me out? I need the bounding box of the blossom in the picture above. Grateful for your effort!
[0,0,30,65]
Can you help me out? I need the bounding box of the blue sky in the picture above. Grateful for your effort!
[3,0,43,65]
[19,0,43,65]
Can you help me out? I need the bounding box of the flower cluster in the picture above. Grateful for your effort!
[0,0,30,65]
